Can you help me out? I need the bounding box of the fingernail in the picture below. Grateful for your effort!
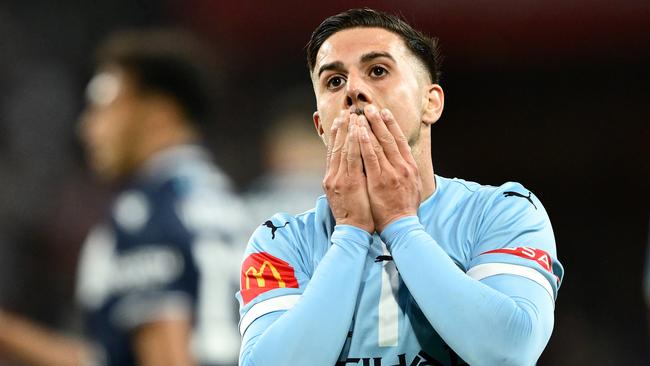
[381,108,391,119]
[366,104,377,115]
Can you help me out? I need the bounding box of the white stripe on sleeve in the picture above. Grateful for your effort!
[466,263,555,301]
[239,294,301,336]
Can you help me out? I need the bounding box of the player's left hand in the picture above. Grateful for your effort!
[323,110,375,233]
[357,105,421,233]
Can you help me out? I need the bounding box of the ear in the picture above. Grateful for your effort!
[313,111,329,146]
[422,84,444,125]
[313,110,325,137]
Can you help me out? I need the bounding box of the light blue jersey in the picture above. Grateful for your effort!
[237,175,564,366]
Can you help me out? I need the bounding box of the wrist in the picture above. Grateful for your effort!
[332,224,373,249]
[336,219,374,234]
[379,216,422,249]
[376,211,418,233]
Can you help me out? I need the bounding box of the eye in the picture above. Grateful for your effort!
[326,76,346,90]
[370,66,387,77]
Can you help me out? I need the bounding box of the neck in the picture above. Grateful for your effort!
[412,127,436,202]
[132,123,198,173]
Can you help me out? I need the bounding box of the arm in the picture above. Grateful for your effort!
[381,217,554,365]
[0,310,93,366]
[133,317,195,366]
[358,106,559,364]
[240,112,374,366]
[240,225,371,366]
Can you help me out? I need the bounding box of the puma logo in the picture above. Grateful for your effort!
[262,220,289,239]
[503,191,537,210]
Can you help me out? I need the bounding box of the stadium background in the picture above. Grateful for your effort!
[0,0,648,364]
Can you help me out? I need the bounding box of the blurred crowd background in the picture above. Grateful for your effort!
[0,0,648,365]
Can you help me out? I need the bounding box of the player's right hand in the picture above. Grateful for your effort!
[323,110,374,233]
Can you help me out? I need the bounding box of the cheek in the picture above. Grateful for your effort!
[84,116,110,149]
[384,86,422,133]
[92,109,132,158]
[110,104,138,135]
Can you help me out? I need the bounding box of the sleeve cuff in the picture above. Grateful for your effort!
[379,216,423,250]
[332,224,373,249]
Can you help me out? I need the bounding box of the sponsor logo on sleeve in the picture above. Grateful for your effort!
[240,252,299,305]
[483,246,552,273]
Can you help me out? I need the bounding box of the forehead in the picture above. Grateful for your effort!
[314,27,410,70]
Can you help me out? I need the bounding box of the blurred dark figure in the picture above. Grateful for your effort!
[0,29,245,366]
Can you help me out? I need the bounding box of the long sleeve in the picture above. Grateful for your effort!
[381,216,556,366]
[239,225,372,366]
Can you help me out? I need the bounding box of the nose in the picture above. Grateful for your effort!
[345,73,372,112]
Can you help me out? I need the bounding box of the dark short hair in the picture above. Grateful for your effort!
[306,8,442,84]
[94,29,217,126]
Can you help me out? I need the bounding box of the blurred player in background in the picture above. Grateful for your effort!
[237,8,564,366]
[244,87,325,227]
[0,29,245,366]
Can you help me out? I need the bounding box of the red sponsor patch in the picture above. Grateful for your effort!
[240,252,299,305]
[483,246,553,273]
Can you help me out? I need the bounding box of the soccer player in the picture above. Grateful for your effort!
[237,9,564,366]
[0,30,245,366]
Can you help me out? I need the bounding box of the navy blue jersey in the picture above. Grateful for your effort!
[76,145,246,366]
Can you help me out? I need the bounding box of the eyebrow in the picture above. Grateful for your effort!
[318,61,346,78]
[360,51,395,64]
[317,52,396,78]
